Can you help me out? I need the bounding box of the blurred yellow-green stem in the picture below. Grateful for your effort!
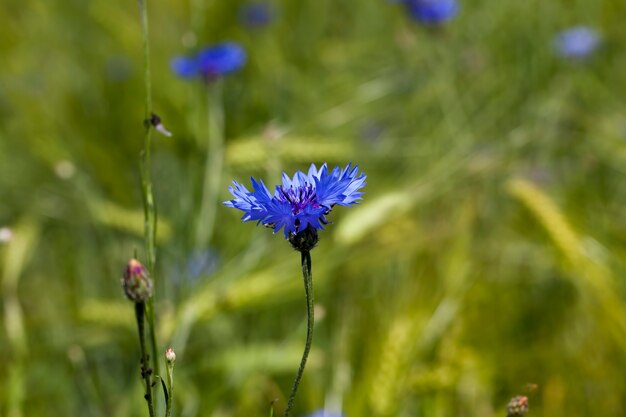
[197,80,224,247]
[2,219,39,417]
[165,352,175,417]
[137,0,160,409]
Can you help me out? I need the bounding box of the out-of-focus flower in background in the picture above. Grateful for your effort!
[506,395,529,417]
[54,160,76,180]
[171,42,246,80]
[301,410,345,417]
[185,248,219,280]
[358,120,386,147]
[169,248,220,288]
[0,227,12,244]
[239,2,276,29]
[554,26,601,59]
[402,0,459,25]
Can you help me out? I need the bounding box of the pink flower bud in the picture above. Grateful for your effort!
[165,348,176,364]
[121,259,153,302]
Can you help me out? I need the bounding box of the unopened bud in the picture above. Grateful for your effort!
[506,395,529,417]
[165,348,176,364]
[121,259,153,302]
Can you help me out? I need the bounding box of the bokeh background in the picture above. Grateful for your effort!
[1,0,626,416]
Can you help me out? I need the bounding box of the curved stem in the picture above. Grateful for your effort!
[283,251,314,417]
[135,302,155,417]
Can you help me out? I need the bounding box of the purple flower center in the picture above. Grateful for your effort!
[131,265,145,275]
[278,183,319,214]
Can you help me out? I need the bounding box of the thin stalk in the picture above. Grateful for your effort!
[135,303,155,417]
[137,0,160,401]
[283,251,314,417]
[145,300,159,398]
[138,0,152,122]
[196,80,224,246]
[165,352,175,417]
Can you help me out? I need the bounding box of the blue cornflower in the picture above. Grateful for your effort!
[225,163,366,245]
[554,26,601,59]
[171,42,246,80]
[239,3,275,28]
[403,0,458,25]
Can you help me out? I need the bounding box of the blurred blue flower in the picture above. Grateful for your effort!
[239,2,275,28]
[359,120,385,145]
[225,163,366,239]
[171,42,246,80]
[554,26,600,59]
[168,248,220,288]
[186,248,219,280]
[403,0,458,25]
[302,411,345,417]
[170,56,199,78]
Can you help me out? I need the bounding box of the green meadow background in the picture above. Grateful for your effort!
[1,0,626,416]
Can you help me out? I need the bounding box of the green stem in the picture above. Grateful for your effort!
[196,80,224,246]
[283,251,314,417]
[138,0,152,122]
[145,300,160,389]
[135,303,155,417]
[165,360,174,417]
[137,0,160,403]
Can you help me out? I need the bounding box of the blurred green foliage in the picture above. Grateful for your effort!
[1,0,626,416]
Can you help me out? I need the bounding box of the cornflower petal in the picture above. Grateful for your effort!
[224,163,366,240]
[315,163,366,207]
[307,163,322,181]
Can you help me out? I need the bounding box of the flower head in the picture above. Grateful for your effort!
[171,42,246,80]
[239,3,275,28]
[554,26,600,59]
[121,259,153,302]
[403,0,458,25]
[225,163,366,248]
